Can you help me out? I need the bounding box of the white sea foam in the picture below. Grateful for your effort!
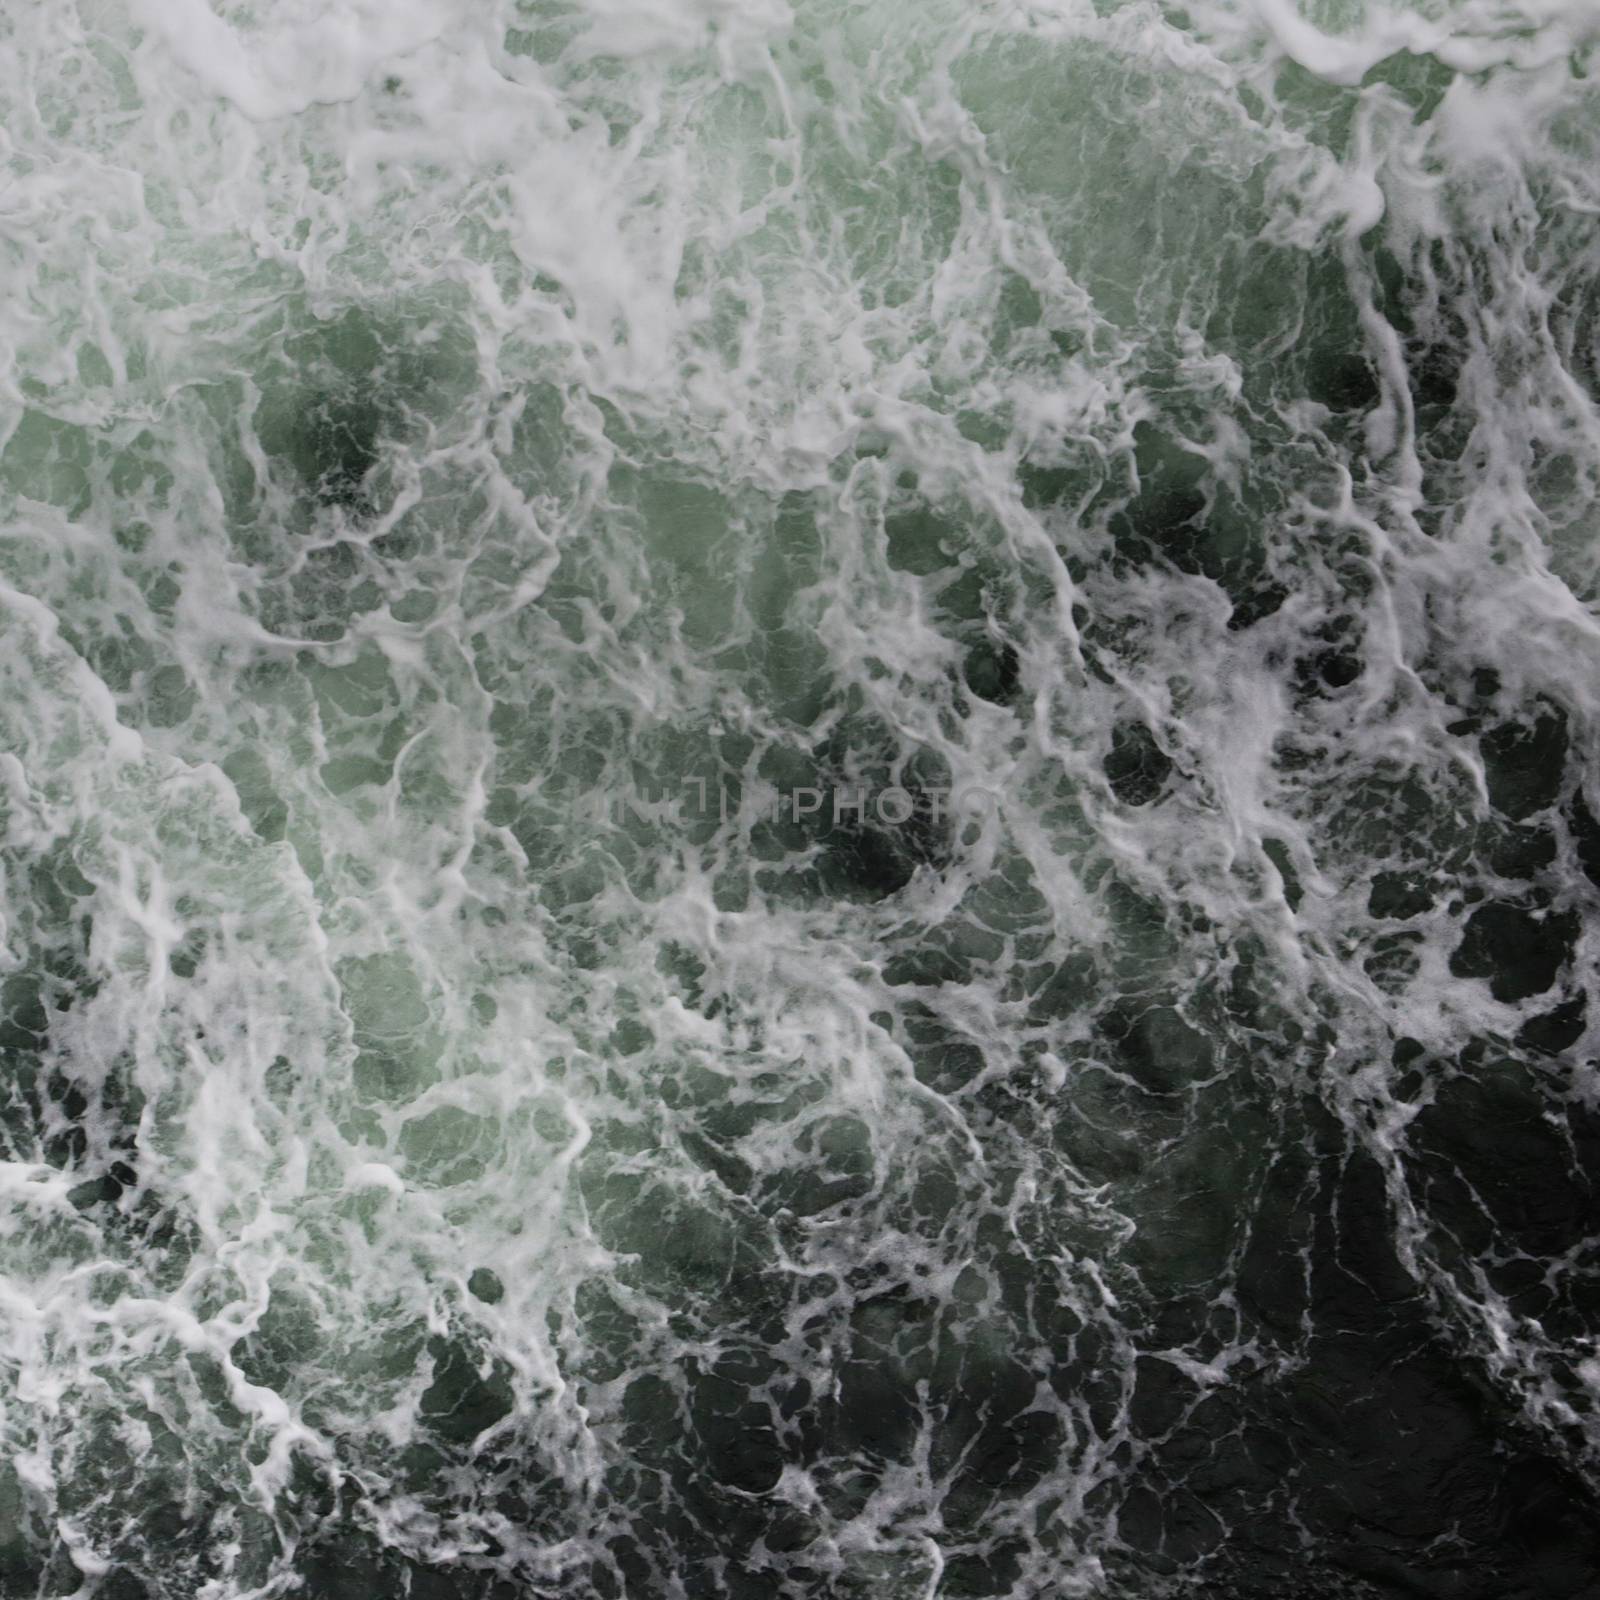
[0,0,1597,1592]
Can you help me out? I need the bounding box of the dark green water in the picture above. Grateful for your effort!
[1,0,1599,1596]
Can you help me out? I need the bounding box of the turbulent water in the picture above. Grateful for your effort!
[2,0,1600,1595]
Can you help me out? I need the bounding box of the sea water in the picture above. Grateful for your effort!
[1,0,1598,1595]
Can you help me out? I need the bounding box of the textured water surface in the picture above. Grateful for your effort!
[2,0,1599,1595]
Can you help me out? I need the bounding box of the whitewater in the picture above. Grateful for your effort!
[1,0,1599,1595]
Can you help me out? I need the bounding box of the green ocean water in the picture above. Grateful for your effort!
[1,0,1599,1595]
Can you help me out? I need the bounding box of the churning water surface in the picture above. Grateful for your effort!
[2,0,1600,1596]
